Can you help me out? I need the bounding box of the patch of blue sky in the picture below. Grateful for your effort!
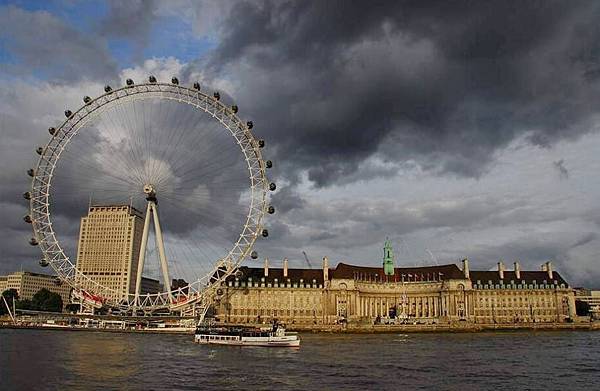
[3,0,107,33]
[142,14,216,63]
[0,1,215,73]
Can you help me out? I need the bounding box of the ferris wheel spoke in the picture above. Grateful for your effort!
[154,102,200,178]
[168,139,243,183]
[112,98,149,183]
[165,113,225,174]
[105,102,147,184]
[156,194,247,230]
[59,147,142,189]
[70,121,147,187]
[55,159,141,192]
[169,150,243,185]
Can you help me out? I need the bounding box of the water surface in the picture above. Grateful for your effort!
[1,329,598,390]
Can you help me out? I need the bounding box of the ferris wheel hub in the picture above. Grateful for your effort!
[143,184,157,200]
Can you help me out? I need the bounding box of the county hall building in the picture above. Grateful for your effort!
[213,241,576,325]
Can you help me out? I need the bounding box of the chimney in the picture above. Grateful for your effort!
[497,261,505,280]
[547,261,553,279]
[283,258,288,278]
[462,258,470,279]
[514,261,521,280]
[323,256,329,281]
[264,258,269,277]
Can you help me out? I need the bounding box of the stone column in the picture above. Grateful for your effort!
[361,296,365,317]
[427,296,432,318]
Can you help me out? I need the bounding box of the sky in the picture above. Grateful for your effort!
[1,0,600,288]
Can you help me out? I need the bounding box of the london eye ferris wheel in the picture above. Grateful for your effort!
[24,77,275,313]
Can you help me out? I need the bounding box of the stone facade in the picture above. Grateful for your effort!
[0,271,72,309]
[0,276,7,295]
[214,257,576,325]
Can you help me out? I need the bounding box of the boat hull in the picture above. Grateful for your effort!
[194,335,300,347]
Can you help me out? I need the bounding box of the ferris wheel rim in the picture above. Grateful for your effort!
[27,81,270,311]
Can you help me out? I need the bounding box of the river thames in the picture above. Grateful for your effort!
[0,329,598,390]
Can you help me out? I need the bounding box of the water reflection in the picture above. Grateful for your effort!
[1,330,599,390]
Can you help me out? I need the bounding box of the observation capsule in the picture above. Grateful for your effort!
[267,205,275,214]
[171,77,179,85]
[231,105,238,113]
[258,139,265,148]
[104,85,112,93]
[126,78,134,86]
[49,127,57,136]
[269,182,276,191]
[23,191,31,200]
[149,75,157,83]
[39,259,49,267]
[247,121,253,129]
[27,168,35,177]
[262,229,269,238]
[250,251,258,259]
[265,160,272,168]
[36,147,43,155]
[213,92,220,101]
[29,237,38,246]
[193,82,201,90]
[83,96,92,104]
[64,110,73,118]
[23,215,32,224]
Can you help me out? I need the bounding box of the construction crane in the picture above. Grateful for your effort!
[302,251,313,269]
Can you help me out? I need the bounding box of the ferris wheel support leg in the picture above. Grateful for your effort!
[134,201,153,306]
[151,203,173,300]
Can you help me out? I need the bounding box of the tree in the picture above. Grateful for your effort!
[31,288,63,312]
[1,289,19,315]
[17,299,33,311]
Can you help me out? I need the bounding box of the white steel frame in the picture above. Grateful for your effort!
[28,82,270,312]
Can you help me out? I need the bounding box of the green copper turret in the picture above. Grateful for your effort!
[383,238,395,276]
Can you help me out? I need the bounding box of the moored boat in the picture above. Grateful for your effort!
[194,322,300,347]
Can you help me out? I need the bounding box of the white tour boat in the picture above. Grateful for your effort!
[194,323,300,347]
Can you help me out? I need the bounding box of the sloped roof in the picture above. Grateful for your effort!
[225,266,326,284]
[470,270,568,286]
[331,262,466,281]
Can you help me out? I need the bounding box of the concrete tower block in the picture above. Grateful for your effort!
[497,261,505,280]
[283,258,288,278]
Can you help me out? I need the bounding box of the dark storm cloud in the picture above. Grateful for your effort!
[185,0,600,186]
[269,187,305,214]
[0,5,118,82]
[3,1,600,286]
[98,0,159,58]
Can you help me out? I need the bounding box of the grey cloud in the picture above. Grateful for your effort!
[553,159,569,179]
[98,0,159,59]
[270,186,306,214]
[0,5,119,82]
[185,0,600,187]
[459,231,600,288]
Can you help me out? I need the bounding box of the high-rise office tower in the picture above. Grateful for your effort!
[75,205,144,301]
